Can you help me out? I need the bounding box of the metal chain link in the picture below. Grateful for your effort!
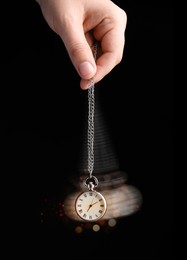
[87,43,97,177]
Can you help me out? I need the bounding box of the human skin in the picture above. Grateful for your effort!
[35,0,127,89]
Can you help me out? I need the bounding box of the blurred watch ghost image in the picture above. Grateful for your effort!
[64,170,142,222]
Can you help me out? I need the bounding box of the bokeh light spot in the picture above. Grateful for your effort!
[108,218,117,227]
[93,224,100,232]
[75,226,83,234]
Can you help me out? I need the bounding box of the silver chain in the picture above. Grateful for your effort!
[87,43,97,178]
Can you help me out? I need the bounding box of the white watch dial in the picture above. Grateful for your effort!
[75,190,107,221]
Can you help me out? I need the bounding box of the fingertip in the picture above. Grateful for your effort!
[80,68,104,90]
[78,61,96,79]
[80,79,90,90]
[80,76,100,90]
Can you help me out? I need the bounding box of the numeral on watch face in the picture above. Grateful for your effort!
[75,191,107,221]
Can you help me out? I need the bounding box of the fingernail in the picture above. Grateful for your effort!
[78,62,95,77]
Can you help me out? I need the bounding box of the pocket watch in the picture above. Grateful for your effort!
[75,176,107,222]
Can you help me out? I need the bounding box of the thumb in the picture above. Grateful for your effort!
[60,23,96,81]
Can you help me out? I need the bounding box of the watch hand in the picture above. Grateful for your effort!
[87,197,95,212]
[91,201,98,206]
[87,201,98,212]
[87,204,92,212]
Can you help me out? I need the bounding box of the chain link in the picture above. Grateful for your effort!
[87,43,97,177]
[88,83,95,176]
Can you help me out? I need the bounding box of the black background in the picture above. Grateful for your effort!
[0,0,173,259]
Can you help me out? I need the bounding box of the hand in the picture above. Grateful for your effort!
[87,200,98,212]
[91,201,98,207]
[35,0,127,89]
[87,204,92,212]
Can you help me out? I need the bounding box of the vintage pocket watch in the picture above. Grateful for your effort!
[75,176,107,221]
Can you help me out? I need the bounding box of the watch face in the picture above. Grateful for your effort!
[75,190,107,221]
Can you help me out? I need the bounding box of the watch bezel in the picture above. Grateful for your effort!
[75,190,107,222]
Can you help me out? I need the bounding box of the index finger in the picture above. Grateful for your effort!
[81,11,127,89]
